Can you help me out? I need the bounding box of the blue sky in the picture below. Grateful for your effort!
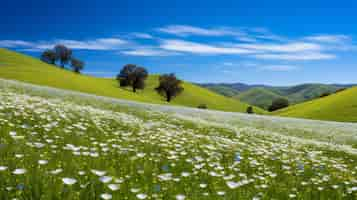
[1,0,357,85]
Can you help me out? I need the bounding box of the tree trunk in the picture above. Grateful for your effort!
[133,86,136,93]
[166,92,171,102]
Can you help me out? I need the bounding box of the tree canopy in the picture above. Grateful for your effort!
[54,44,72,68]
[117,64,148,92]
[41,50,56,65]
[71,58,85,73]
[155,73,184,102]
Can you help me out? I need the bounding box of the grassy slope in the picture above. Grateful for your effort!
[201,85,239,97]
[275,87,357,122]
[0,48,264,113]
[235,87,284,110]
[235,84,342,110]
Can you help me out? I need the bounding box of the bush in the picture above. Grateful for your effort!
[246,106,254,114]
[197,104,208,109]
[268,98,289,112]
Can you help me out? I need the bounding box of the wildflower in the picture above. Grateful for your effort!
[13,168,26,175]
[226,181,240,189]
[108,184,120,191]
[17,183,25,190]
[136,193,147,199]
[50,168,63,175]
[99,176,112,183]
[91,169,106,176]
[62,178,77,185]
[38,160,48,165]
[100,193,112,200]
[175,194,186,200]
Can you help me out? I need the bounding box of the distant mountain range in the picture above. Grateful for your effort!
[199,82,357,110]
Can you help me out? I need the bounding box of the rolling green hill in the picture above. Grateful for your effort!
[0,48,264,113]
[235,87,284,110]
[202,82,351,110]
[235,84,343,109]
[275,87,357,122]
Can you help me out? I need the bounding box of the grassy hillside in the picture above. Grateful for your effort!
[0,77,356,199]
[235,84,342,109]
[235,87,284,110]
[0,48,263,113]
[198,84,239,97]
[275,87,357,122]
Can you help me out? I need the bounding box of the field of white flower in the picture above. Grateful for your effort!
[0,79,356,199]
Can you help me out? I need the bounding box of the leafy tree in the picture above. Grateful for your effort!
[71,58,84,73]
[246,106,254,114]
[54,44,72,68]
[117,64,148,92]
[268,98,289,112]
[41,50,56,65]
[155,73,184,102]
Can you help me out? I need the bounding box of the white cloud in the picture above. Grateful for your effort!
[255,52,336,60]
[0,40,34,48]
[236,42,321,53]
[160,39,254,55]
[304,35,351,43]
[259,65,298,71]
[130,33,154,39]
[49,38,127,50]
[0,38,128,51]
[157,25,243,37]
[121,48,177,56]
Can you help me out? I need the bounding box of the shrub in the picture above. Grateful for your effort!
[197,104,208,109]
[246,106,254,114]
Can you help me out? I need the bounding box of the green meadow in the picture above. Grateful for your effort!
[0,48,264,114]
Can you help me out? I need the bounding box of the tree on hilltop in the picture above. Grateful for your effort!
[54,44,72,68]
[117,64,148,92]
[155,73,184,102]
[41,50,56,65]
[71,58,84,73]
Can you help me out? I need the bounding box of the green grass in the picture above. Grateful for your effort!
[203,83,346,110]
[0,79,356,199]
[235,87,284,110]
[275,87,357,122]
[0,48,264,114]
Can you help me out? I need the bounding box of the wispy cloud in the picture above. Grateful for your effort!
[160,39,254,55]
[157,25,241,37]
[0,38,128,51]
[255,52,336,61]
[0,40,34,48]
[121,48,178,56]
[130,33,154,39]
[157,25,285,42]
[1,25,355,61]
[235,42,321,53]
[259,65,298,71]
[304,34,351,43]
